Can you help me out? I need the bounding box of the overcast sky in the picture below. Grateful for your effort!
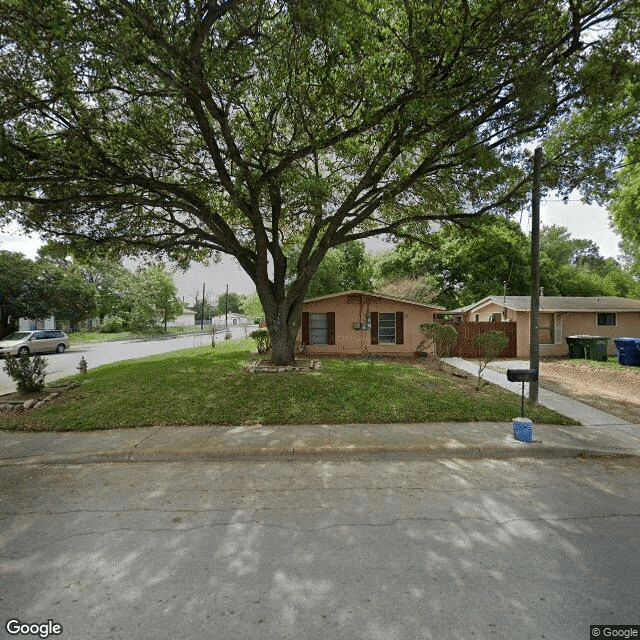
[0,195,623,305]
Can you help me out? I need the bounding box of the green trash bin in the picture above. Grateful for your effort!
[566,336,586,358]
[583,337,609,361]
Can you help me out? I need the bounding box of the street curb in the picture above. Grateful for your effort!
[2,445,638,466]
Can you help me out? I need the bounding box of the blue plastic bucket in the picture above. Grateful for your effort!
[513,417,533,443]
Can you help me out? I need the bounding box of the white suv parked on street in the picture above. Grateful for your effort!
[0,330,70,357]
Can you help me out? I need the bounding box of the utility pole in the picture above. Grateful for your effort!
[529,147,542,406]
[200,283,205,331]
[225,284,228,327]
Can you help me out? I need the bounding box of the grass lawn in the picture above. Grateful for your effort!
[69,326,203,345]
[2,339,576,431]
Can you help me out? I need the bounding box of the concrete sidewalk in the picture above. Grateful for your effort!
[1,420,639,466]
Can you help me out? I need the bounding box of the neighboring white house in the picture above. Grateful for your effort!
[211,312,253,327]
[167,307,197,327]
[19,316,56,331]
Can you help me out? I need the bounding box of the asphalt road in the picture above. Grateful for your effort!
[1,457,639,640]
[0,332,220,395]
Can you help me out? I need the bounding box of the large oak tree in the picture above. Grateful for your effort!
[1,0,638,363]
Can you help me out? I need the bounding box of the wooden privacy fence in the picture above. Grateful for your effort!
[436,321,518,358]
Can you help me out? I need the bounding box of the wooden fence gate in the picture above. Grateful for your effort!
[437,321,518,358]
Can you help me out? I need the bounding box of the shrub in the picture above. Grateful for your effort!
[3,354,47,393]
[472,330,509,388]
[224,330,232,340]
[100,316,125,333]
[249,329,271,354]
[417,323,458,358]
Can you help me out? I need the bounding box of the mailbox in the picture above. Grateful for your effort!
[506,369,538,383]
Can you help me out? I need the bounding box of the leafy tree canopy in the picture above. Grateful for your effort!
[375,220,640,306]
[0,250,43,337]
[1,0,637,362]
[289,240,374,298]
[126,266,183,331]
[375,217,531,308]
[0,250,99,336]
[213,291,243,316]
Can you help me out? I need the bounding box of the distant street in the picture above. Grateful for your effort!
[1,457,639,640]
[0,332,231,395]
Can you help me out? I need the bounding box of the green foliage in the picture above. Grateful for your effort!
[611,160,640,247]
[33,261,98,329]
[376,219,639,307]
[417,323,458,358]
[610,157,640,293]
[213,291,242,316]
[289,241,375,298]
[0,250,99,336]
[538,225,637,297]
[375,217,531,308]
[375,274,441,305]
[100,316,125,333]
[3,354,47,393]
[125,266,183,331]
[1,0,637,363]
[472,331,509,388]
[249,329,271,355]
[239,293,265,323]
[193,295,216,325]
[0,251,42,338]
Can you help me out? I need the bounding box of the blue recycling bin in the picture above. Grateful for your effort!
[614,338,640,366]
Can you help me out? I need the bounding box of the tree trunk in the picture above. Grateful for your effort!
[259,291,305,366]
[269,320,299,366]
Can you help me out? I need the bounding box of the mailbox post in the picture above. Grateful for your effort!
[507,369,538,417]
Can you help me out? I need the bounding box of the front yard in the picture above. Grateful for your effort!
[0,339,573,431]
[539,357,640,423]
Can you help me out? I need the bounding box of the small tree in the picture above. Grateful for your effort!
[472,331,509,389]
[125,266,183,332]
[3,354,47,393]
[249,329,271,355]
[417,323,458,358]
[239,293,265,324]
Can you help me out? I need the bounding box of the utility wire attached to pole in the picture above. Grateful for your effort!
[529,147,542,406]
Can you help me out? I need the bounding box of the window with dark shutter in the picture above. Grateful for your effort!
[378,312,396,343]
[303,312,335,345]
[395,311,404,345]
[370,312,378,345]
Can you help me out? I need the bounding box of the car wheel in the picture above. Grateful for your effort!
[18,346,30,357]
[56,343,66,353]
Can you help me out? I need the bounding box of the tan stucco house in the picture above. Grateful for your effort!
[449,296,640,358]
[298,291,444,356]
